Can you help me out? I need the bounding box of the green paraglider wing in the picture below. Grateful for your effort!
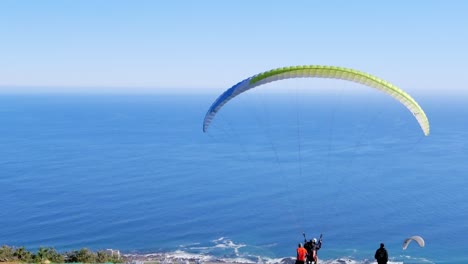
[203,65,430,136]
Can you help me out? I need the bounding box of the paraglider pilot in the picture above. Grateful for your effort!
[310,237,322,264]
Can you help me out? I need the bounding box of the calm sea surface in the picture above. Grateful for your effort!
[0,92,467,264]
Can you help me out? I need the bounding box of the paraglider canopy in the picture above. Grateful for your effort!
[203,65,430,136]
[402,235,425,250]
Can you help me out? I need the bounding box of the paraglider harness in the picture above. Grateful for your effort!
[302,233,322,264]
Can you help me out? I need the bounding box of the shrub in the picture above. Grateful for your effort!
[14,246,33,263]
[33,247,64,263]
[65,248,95,263]
[0,245,14,262]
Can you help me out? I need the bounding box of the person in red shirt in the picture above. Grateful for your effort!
[296,243,308,264]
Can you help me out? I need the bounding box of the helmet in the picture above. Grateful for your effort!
[313,238,317,243]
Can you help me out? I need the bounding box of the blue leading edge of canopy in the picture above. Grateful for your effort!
[204,77,252,132]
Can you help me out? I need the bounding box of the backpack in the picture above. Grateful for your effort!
[377,248,387,261]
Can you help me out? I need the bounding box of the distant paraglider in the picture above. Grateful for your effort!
[402,235,425,250]
[203,65,430,136]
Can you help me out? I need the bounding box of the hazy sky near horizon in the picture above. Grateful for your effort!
[1,1,467,95]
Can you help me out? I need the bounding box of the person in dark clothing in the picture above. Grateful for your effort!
[303,240,313,264]
[374,243,388,264]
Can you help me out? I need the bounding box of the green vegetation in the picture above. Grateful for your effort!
[0,245,123,263]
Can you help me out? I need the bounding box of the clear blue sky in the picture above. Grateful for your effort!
[1,1,467,94]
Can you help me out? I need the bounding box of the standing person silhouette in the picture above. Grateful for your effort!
[374,243,388,264]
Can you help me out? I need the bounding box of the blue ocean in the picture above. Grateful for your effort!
[1,90,467,264]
